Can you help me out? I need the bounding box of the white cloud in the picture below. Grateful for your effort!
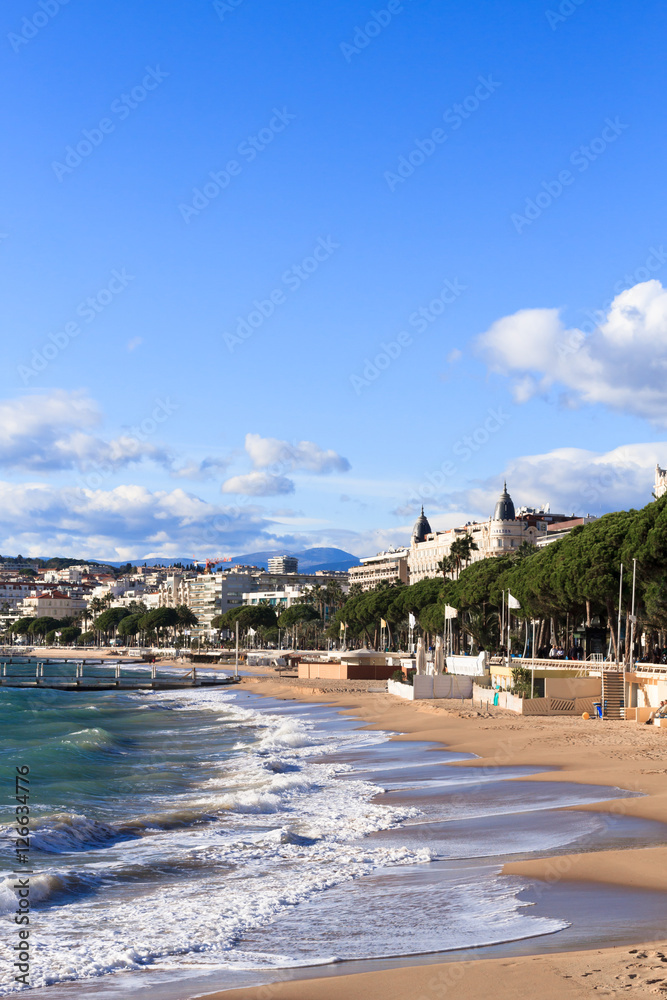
[0,391,168,472]
[477,280,667,424]
[171,457,231,480]
[244,433,351,474]
[447,442,665,518]
[0,480,284,560]
[221,472,295,496]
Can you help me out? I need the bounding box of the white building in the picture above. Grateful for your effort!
[656,464,667,499]
[42,568,84,584]
[243,585,309,611]
[535,515,598,548]
[267,555,298,574]
[408,486,571,584]
[348,547,409,591]
[0,581,40,610]
[19,590,86,619]
[155,571,259,637]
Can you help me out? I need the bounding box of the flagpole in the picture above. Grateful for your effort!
[507,593,511,668]
[617,563,624,667]
[501,589,505,671]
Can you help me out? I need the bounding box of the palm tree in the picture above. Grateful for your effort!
[450,535,479,577]
[303,584,326,619]
[437,555,456,580]
[323,579,345,614]
[461,605,499,652]
[175,605,198,646]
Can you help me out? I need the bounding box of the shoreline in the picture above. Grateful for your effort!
[196,673,667,1000]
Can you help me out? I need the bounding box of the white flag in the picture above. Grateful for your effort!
[247,627,256,636]
[507,592,521,609]
[408,612,416,628]
[444,605,458,619]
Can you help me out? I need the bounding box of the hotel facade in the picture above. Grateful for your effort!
[351,485,585,589]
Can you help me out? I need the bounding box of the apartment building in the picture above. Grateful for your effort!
[348,548,409,591]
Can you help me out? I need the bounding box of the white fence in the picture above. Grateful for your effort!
[388,675,474,701]
[446,652,488,676]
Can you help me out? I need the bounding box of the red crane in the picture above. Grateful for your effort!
[192,557,228,573]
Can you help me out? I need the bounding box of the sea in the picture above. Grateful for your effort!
[2,668,667,998]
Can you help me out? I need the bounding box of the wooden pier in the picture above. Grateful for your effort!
[0,661,240,691]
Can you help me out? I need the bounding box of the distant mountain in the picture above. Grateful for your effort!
[102,558,194,568]
[99,547,360,572]
[231,547,359,572]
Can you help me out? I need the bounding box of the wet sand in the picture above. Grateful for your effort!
[203,673,667,1000]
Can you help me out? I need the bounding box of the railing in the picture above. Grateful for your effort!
[0,663,202,686]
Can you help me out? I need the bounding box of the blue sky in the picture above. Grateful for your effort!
[1,0,667,560]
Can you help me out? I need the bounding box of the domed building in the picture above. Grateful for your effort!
[493,482,515,521]
[411,506,432,544]
[408,484,551,583]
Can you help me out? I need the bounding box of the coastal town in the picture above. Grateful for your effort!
[3,466,667,725]
[5,1,667,997]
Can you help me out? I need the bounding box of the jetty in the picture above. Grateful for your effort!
[0,658,240,691]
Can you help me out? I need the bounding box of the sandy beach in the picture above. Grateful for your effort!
[199,673,667,1000]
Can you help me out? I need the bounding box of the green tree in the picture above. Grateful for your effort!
[138,607,180,645]
[437,555,456,581]
[9,617,34,635]
[213,605,278,631]
[59,626,82,645]
[277,605,318,629]
[27,617,61,643]
[117,614,144,643]
[450,535,479,577]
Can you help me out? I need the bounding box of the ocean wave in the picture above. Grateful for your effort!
[0,870,102,914]
[59,727,124,753]
[263,760,301,773]
[216,790,283,814]
[29,813,124,853]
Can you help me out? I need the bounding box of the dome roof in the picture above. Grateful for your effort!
[493,482,516,521]
[412,506,432,543]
